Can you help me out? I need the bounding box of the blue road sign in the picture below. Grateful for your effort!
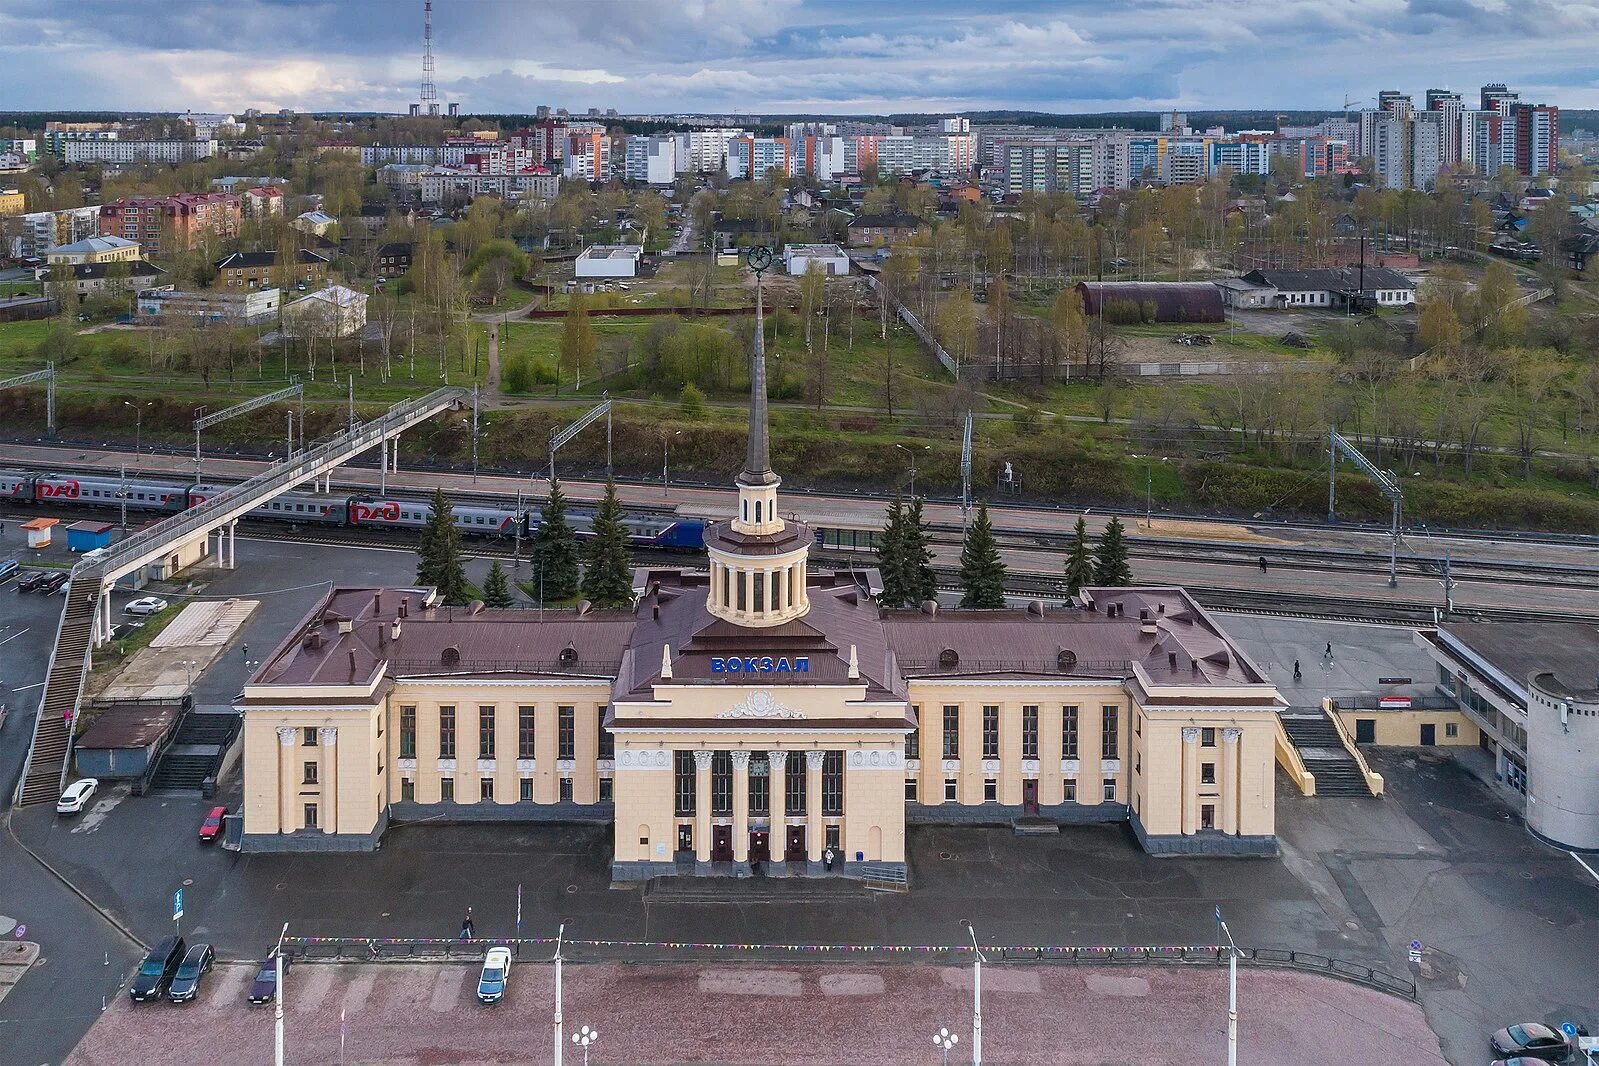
[1562,1022,1579,1039]
[172,888,184,921]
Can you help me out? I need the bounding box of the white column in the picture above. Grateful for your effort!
[731,750,750,863]
[693,749,713,863]
[768,751,787,861]
[277,727,297,833]
[1222,728,1241,835]
[319,726,339,834]
[228,521,236,569]
[805,750,826,863]
[762,567,773,616]
[1181,727,1200,835]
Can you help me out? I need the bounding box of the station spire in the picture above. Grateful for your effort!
[739,278,778,488]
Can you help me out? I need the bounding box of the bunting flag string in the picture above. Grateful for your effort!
[287,935,1226,955]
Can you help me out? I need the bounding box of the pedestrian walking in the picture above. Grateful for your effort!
[460,908,475,940]
[1259,556,1268,573]
[823,846,835,872]
[1324,642,1333,660]
[1293,659,1302,681]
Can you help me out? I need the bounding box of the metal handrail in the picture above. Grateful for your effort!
[95,387,463,574]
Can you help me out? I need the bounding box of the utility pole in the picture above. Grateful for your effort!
[471,384,480,484]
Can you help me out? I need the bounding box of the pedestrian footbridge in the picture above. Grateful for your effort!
[12,387,465,806]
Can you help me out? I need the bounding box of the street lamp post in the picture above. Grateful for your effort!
[661,429,681,497]
[963,921,985,1066]
[1216,907,1240,1066]
[571,1025,598,1066]
[895,442,929,498]
[552,922,566,1066]
[933,1026,959,1066]
[274,922,289,1066]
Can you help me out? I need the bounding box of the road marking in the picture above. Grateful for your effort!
[293,964,336,1012]
[8,682,43,692]
[341,968,377,1015]
[71,786,129,834]
[428,967,467,1012]
[1571,850,1599,886]
[0,630,25,647]
[202,964,252,1011]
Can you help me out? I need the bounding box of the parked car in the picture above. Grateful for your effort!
[129,936,186,1002]
[15,570,48,591]
[477,946,512,1004]
[1491,1023,1570,1061]
[56,778,98,815]
[198,806,228,843]
[38,571,69,594]
[1496,1058,1570,1066]
[167,943,215,1003]
[247,953,290,1004]
[0,559,18,583]
[124,596,169,616]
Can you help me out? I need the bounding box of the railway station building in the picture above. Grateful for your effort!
[239,317,1286,874]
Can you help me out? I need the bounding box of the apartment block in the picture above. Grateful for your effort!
[98,193,242,254]
[64,139,218,165]
[623,135,677,185]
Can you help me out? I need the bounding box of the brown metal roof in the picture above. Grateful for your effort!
[76,702,182,750]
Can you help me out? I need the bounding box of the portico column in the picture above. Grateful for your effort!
[276,727,296,833]
[319,726,338,833]
[768,750,787,860]
[693,749,713,863]
[762,568,773,615]
[731,750,751,864]
[1180,727,1200,835]
[805,750,826,863]
[1221,728,1241,835]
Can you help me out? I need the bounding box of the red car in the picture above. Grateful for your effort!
[198,806,228,843]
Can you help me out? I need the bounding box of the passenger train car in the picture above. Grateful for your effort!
[0,471,707,550]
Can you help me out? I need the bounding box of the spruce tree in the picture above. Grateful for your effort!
[481,559,514,608]
[903,495,938,605]
[1063,516,1095,598]
[531,478,581,602]
[416,488,468,605]
[1093,515,1133,587]
[580,478,635,608]
[957,501,1006,608]
[876,496,908,607]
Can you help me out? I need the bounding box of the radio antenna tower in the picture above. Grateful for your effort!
[420,0,438,116]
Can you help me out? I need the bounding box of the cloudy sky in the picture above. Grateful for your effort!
[2,0,1596,116]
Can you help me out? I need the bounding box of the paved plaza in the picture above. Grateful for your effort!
[65,959,1447,1066]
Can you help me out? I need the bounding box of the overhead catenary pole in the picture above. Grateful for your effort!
[960,410,974,530]
[0,363,56,438]
[1327,428,1403,588]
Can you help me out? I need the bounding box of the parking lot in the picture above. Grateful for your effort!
[66,958,1445,1066]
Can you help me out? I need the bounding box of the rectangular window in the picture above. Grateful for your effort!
[480,778,494,802]
[559,777,573,802]
[905,778,918,801]
[400,706,416,757]
[1445,722,1458,738]
[942,706,960,758]
[944,778,958,801]
[982,705,999,759]
[1201,803,1216,830]
[518,706,535,759]
[303,803,318,828]
[674,750,696,817]
[1103,778,1116,802]
[1063,706,1079,758]
[786,756,807,816]
[440,777,455,802]
[749,754,769,815]
[302,726,316,746]
[1135,714,1141,737]
[1101,706,1119,760]
[711,751,733,815]
[821,751,843,815]
[558,706,575,760]
[1202,727,1216,747]
[1064,780,1077,802]
[479,706,496,759]
[439,706,456,758]
[1201,762,1216,785]
[302,761,318,784]
[905,722,919,760]
[400,778,415,802]
[520,778,534,802]
[1022,706,1039,760]
[598,710,614,760]
[983,779,997,802]
[599,777,613,802]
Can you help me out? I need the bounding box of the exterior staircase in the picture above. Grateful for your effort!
[1280,707,1377,797]
[15,571,100,806]
[149,709,241,794]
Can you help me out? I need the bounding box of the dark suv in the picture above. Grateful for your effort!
[129,936,186,1002]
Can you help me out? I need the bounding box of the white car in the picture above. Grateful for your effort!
[57,778,99,815]
[124,597,169,616]
[477,947,512,1004]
